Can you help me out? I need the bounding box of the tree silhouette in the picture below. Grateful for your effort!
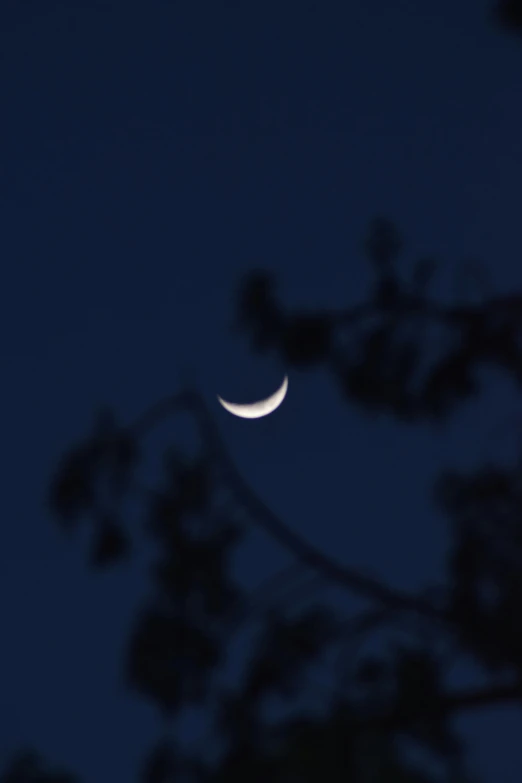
[0,750,76,783]
[493,0,522,34]
[7,210,522,781]
[4,6,522,782]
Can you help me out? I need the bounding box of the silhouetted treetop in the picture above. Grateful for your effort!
[234,217,522,423]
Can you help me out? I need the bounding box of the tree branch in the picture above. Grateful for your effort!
[130,389,447,626]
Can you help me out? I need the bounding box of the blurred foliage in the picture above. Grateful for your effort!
[5,6,522,782]
[493,0,522,33]
[30,214,522,782]
[0,751,78,783]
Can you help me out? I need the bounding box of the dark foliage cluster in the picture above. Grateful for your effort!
[493,0,522,33]
[435,464,522,674]
[0,751,75,783]
[235,217,522,424]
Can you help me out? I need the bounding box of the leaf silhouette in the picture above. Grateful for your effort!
[89,513,131,569]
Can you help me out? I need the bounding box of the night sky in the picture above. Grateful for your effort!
[2,1,522,781]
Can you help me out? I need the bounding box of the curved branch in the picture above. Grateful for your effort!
[129,389,447,626]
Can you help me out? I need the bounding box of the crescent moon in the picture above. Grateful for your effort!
[217,375,288,419]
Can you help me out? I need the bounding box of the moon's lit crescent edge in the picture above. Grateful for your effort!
[217,374,288,419]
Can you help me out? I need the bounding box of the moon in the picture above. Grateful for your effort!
[217,375,288,419]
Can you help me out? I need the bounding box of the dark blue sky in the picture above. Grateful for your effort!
[2,1,522,781]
